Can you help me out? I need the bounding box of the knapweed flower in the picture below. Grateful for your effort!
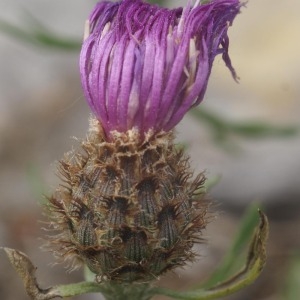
[47,0,240,283]
[80,0,240,138]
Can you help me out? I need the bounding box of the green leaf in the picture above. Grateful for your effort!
[189,107,298,148]
[229,122,298,138]
[283,253,300,300]
[153,209,269,299]
[0,18,81,51]
[1,247,107,299]
[202,203,262,288]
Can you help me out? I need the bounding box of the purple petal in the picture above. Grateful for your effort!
[80,0,241,138]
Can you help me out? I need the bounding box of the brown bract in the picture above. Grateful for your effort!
[46,118,209,282]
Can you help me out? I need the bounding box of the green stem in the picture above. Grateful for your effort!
[99,283,156,300]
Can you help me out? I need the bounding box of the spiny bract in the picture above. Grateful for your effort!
[47,119,209,282]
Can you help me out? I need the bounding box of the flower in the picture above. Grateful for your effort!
[80,0,240,138]
[46,0,241,284]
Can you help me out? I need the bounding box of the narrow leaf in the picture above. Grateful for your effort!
[1,247,105,299]
[189,107,298,145]
[0,19,81,51]
[1,247,56,299]
[203,203,261,288]
[153,210,269,299]
[283,253,300,300]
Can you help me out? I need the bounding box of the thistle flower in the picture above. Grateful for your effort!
[80,0,240,138]
[47,0,240,283]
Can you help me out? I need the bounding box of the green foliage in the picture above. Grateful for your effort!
[190,107,298,149]
[283,253,300,300]
[200,203,263,288]
[0,18,81,51]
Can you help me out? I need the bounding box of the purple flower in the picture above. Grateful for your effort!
[80,0,240,139]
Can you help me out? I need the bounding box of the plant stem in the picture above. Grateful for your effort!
[100,283,156,300]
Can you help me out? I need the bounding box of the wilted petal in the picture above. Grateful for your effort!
[80,0,241,139]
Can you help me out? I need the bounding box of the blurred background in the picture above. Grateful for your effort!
[0,0,299,299]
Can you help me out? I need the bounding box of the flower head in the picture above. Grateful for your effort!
[47,0,241,283]
[80,0,240,138]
